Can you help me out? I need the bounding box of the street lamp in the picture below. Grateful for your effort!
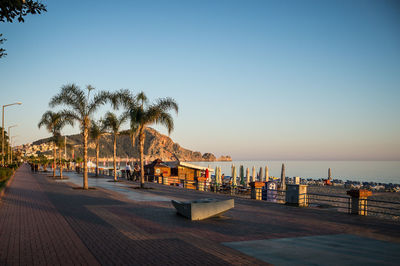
[2,102,22,165]
[10,135,18,164]
[7,125,17,164]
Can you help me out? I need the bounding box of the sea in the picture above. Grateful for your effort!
[96,160,400,185]
[189,161,400,185]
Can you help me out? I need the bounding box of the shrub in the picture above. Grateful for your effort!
[0,167,13,189]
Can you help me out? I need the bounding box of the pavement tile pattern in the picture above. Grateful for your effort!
[1,165,400,265]
[224,234,400,265]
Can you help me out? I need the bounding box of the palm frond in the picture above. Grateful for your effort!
[156,97,179,114]
[118,111,129,127]
[49,84,86,115]
[136,91,148,106]
[59,109,80,126]
[156,112,174,134]
[38,110,74,139]
[38,110,53,130]
[88,90,112,115]
[112,89,136,110]
[90,119,107,140]
[103,112,119,133]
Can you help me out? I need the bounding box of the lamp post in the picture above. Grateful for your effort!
[10,136,17,164]
[7,125,17,164]
[2,102,22,165]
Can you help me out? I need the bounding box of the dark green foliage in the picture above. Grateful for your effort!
[0,0,47,23]
[0,166,13,189]
[0,34,6,58]
[0,1,47,58]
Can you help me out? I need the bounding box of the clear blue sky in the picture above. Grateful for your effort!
[1,0,399,160]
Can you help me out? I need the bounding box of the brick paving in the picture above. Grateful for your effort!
[0,165,98,266]
[1,164,399,265]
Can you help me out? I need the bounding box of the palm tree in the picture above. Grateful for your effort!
[54,135,66,179]
[90,119,108,176]
[103,112,128,181]
[49,84,112,189]
[38,111,73,178]
[118,90,178,188]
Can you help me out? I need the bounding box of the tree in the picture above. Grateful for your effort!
[0,127,10,160]
[38,155,49,172]
[103,112,128,181]
[118,90,178,188]
[49,84,112,189]
[0,0,47,23]
[38,111,73,178]
[0,0,47,58]
[89,119,107,176]
[54,135,65,179]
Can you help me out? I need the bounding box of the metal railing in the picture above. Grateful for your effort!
[361,198,400,219]
[307,193,351,214]
[261,189,286,203]
[86,172,400,220]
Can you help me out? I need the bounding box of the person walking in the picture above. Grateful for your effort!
[133,162,140,181]
[125,163,132,180]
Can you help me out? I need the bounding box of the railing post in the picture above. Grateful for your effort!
[346,189,372,216]
[250,181,264,200]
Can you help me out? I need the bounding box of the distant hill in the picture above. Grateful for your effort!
[32,127,231,162]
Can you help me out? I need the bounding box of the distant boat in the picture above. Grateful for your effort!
[171,198,234,220]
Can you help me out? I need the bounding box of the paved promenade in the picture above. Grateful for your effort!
[1,165,400,265]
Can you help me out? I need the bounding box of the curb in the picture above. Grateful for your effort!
[0,168,17,202]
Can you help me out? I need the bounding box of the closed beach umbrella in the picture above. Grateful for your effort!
[219,167,222,184]
[265,166,269,182]
[232,165,237,186]
[328,168,332,180]
[240,165,244,185]
[281,163,286,190]
[246,167,250,187]
[216,167,220,184]
[252,166,256,182]
[215,167,219,184]
[231,165,235,186]
[259,167,263,182]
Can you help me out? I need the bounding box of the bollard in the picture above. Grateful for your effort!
[347,189,372,215]
[285,184,308,207]
[250,181,265,200]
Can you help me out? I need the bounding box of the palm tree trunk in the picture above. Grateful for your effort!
[139,129,145,188]
[59,148,63,179]
[113,134,117,181]
[83,126,89,189]
[53,142,56,178]
[96,141,99,177]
